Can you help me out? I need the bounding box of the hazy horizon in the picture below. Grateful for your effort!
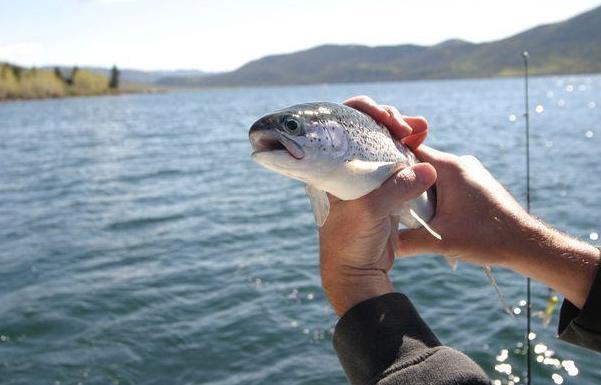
[1,0,600,72]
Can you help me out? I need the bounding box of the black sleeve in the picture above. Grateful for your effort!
[558,260,601,352]
[333,293,490,385]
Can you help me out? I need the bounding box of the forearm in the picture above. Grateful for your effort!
[502,217,600,308]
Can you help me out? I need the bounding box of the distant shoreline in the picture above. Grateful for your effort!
[2,71,599,104]
[0,87,166,104]
[153,71,601,92]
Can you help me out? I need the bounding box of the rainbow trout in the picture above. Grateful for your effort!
[249,102,510,314]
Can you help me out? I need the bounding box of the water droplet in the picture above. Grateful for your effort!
[552,373,564,384]
[528,332,536,340]
[590,232,599,241]
[535,105,544,113]
[508,114,517,122]
[585,130,594,138]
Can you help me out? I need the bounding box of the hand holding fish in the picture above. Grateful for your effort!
[320,162,436,316]
[395,145,533,266]
[317,96,437,316]
[352,100,600,310]
[249,96,599,315]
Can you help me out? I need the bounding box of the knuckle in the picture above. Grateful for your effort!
[393,169,414,186]
[356,95,374,104]
[382,105,401,118]
[460,155,481,166]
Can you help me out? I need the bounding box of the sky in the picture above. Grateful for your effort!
[1,0,600,72]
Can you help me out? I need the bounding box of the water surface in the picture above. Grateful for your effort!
[0,75,600,384]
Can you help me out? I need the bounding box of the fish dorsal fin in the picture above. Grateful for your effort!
[305,184,330,227]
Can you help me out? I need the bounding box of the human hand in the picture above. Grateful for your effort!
[319,96,437,316]
[337,96,599,310]
[394,146,534,266]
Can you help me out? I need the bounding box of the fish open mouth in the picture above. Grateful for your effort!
[249,129,304,159]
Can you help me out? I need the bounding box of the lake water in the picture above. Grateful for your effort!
[0,75,600,385]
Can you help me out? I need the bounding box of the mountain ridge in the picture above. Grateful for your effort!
[158,5,601,87]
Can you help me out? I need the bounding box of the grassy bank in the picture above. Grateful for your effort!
[0,63,125,101]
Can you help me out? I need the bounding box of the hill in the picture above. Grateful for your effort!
[159,5,601,87]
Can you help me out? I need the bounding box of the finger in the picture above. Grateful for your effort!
[402,116,428,149]
[344,96,412,138]
[380,105,412,138]
[371,163,437,212]
[343,95,389,122]
[413,145,457,165]
[396,226,442,257]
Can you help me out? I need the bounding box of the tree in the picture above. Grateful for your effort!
[109,65,119,89]
[67,66,79,85]
[54,67,65,83]
[11,65,22,79]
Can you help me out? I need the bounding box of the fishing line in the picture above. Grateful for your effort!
[522,51,532,385]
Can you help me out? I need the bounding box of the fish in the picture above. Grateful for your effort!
[249,102,437,231]
[249,101,511,314]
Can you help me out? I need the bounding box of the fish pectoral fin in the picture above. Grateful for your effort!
[409,209,441,240]
[305,184,330,227]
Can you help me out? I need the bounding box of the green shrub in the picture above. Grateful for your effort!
[0,62,113,100]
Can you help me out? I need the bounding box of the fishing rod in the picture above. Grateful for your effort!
[522,51,532,385]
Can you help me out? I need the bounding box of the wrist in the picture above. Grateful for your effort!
[498,215,551,268]
[501,217,600,308]
[322,270,394,316]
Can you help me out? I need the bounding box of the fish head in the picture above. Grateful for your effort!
[249,103,349,183]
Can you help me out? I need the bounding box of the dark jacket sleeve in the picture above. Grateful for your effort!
[558,260,601,352]
[333,293,490,385]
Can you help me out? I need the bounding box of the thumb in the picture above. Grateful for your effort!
[372,163,437,211]
[396,226,443,257]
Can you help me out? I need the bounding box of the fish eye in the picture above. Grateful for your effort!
[283,117,303,135]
